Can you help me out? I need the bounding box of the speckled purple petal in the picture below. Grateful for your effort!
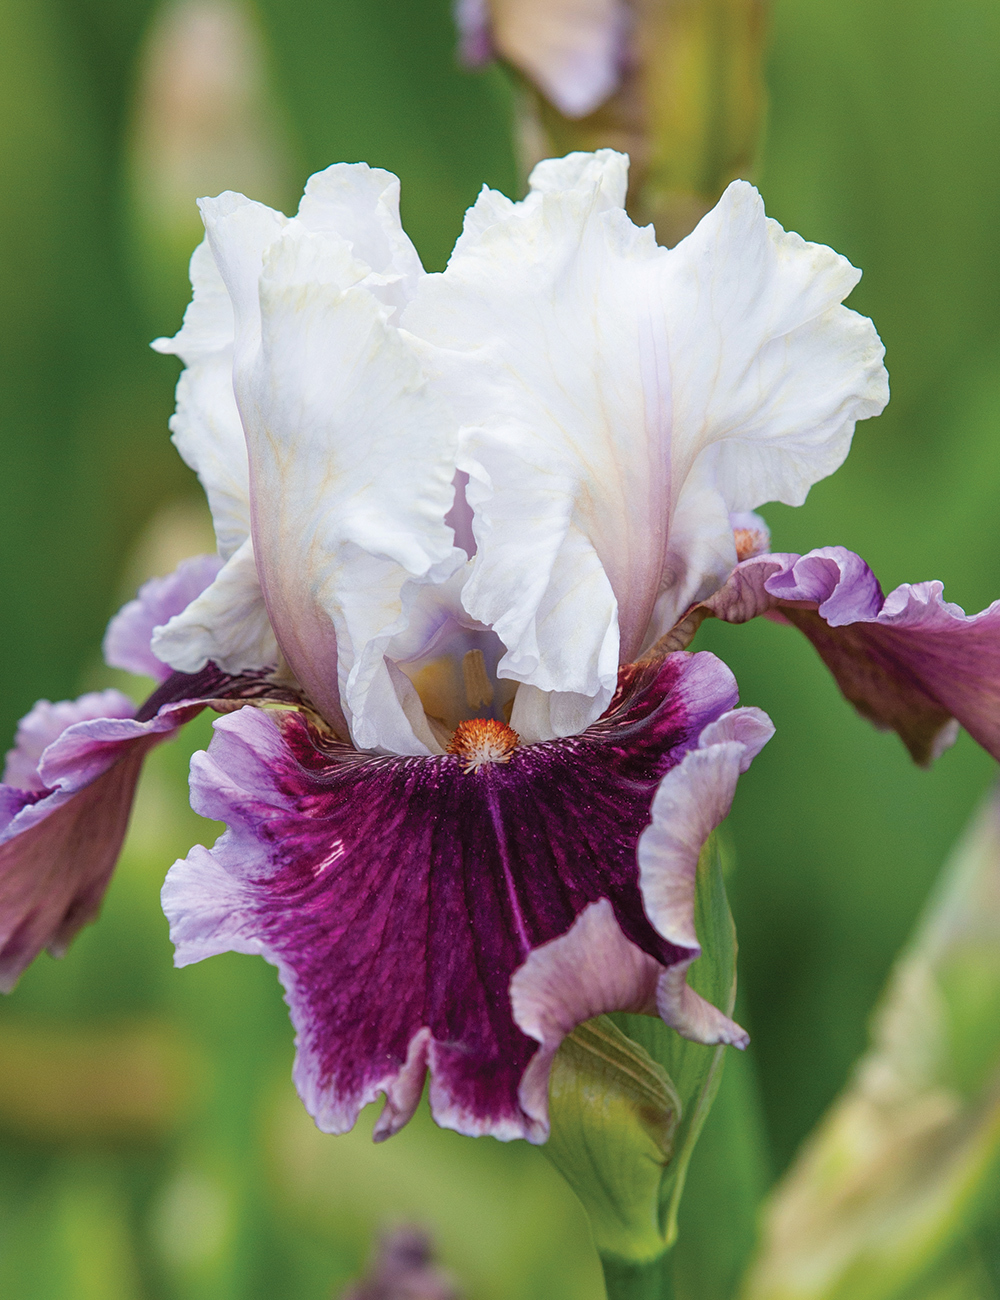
[162,649,760,1143]
[704,547,1000,765]
[103,554,223,681]
[0,665,295,991]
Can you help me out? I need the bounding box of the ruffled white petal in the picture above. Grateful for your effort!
[153,237,234,367]
[152,239,250,561]
[406,152,888,729]
[295,163,424,313]
[196,182,461,746]
[151,537,278,674]
[156,166,462,748]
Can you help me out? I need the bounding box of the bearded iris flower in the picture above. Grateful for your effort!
[3,150,999,1143]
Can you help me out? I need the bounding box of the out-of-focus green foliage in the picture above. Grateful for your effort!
[741,789,1000,1300]
[252,0,517,273]
[2,0,1000,1295]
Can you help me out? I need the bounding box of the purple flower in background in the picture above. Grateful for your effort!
[3,149,998,1142]
[456,0,630,118]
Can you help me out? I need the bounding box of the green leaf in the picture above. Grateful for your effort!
[741,790,1000,1300]
[544,835,743,1278]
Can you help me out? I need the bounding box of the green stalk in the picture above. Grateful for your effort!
[601,1252,675,1300]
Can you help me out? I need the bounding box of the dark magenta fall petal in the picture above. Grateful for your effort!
[163,650,751,1142]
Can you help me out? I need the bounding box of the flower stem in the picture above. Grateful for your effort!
[600,1253,675,1300]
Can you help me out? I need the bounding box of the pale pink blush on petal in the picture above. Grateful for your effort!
[511,898,662,1139]
[634,706,772,1049]
[485,0,630,119]
[656,959,750,1048]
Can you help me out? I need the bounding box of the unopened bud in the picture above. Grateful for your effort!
[458,0,769,244]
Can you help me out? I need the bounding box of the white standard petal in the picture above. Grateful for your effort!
[201,192,461,745]
[406,153,888,732]
[151,537,278,674]
[152,237,251,560]
[295,162,424,313]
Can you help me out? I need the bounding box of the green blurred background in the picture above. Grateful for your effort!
[1,0,999,1295]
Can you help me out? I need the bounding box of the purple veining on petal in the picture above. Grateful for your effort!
[163,649,751,1143]
[0,664,301,990]
[103,554,224,681]
[133,663,291,723]
[704,547,1000,765]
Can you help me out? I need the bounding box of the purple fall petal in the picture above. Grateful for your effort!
[704,548,1000,765]
[3,691,136,793]
[0,692,185,990]
[0,737,155,989]
[103,553,224,681]
[0,665,292,990]
[512,708,772,1112]
[162,650,763,1143]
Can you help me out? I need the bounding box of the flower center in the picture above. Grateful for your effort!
[734,526,769,561]
[447,719,520,773]
[399,629,518,741]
